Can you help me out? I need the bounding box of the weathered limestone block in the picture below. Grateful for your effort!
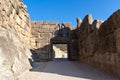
[70,29,78,39]
[111,9,120,29]
[99,19,115,37]
[19,10,26,19]
[0,28,31,80]
[114,54,120,74]
[48,22,58,25]
[114,28,120,53]
[85,30,99,55]
[9,14,16,28]
[31,27,39,32]
[31,21,43,27]
[34,48,49,54]
[1,20,9,29]
[33,44,50,61]
[30,38,36,43]
[23,24,30,32]
[43,21,58,25]
[70,39,79,60]
[76,17,82,28]
[35,38,49,43]
[62,22,72,27]
[78,14,93,41]
[97,36,106,53]
[39,28,54,33]
[43,21,51,25]
[109,54,118,75]
[40,33,52,38]
[4,1,13,17]
[91,20,103,31]
[105,34,116,53]
[98,10,120,37]
[16,15,22,26]
[41,24,51,29]
[31,31,39,38]
[37,43,50,48]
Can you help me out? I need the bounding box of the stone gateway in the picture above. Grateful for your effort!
[0,0,120,79]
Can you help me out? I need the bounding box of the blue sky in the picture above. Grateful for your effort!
[22,0,120,26]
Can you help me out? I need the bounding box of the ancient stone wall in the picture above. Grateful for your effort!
[31,21,58,61]
[0,0,31,45]
[30,22,78,61]
[78,9,120,77]
[0,0,32,80]
[2,0,120,78]
[69,29,79,60]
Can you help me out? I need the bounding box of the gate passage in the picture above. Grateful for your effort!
[50,24,78,61]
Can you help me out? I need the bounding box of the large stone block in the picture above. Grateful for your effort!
[99,10,120,37]
[36,43,50,48]
[85,31,99,54]
[105,34,116,53]
[19,10,25,19]
[114,28,120,53]
[76,17,82,28]
[0,29,31,80]
[16,15,21,24]
[62,22,72,27]
[98,19,116,37]
[36,38,49,43]
[78,14,93,41]
[40,33,52,38]
[111,9,120,29]
[91,20,103,31]
[97,36,106,53]
[70,39,79,60]
[39,28,54,33]
[44,21,58,25]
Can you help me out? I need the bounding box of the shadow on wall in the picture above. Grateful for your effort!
[29,44,69,63]
[29,44,55,62]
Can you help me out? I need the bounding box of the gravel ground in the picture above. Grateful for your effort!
[18,59,119,80]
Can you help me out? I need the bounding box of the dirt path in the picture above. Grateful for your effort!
[18,59,119,80]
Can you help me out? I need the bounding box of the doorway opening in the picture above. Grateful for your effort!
[53,44,68,61]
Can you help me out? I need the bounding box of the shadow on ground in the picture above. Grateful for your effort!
[30,58,119,80]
